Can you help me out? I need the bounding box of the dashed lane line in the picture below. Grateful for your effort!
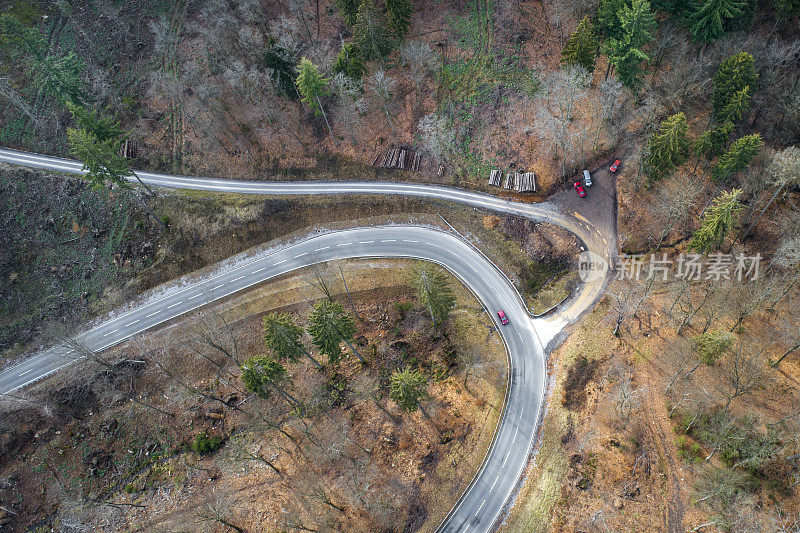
[187,293,203,300]
[229,276,245,283]
[103,329,118,337]
[252,267,266,274]
[476,499,486,517]
[18,368,35,377]
[273,260,287,266]
[125,320,140,327]
[145,311,161,318]
[166,301,182,309]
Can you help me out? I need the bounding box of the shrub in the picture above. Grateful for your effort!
[191,432,224,455]
[562,355,599,410]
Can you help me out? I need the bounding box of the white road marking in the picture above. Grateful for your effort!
[358,240,374,244]
[273,260,287,266]
[18,368,35,377]
[229,275,245,283]
[125,319,140,326]
[187,293,203,300]
[403,239,418,243]
[145,311,161,318]
[103,329,118,337]
[476,499,486,516]
[166,301,182,309]
[315,246,330,251]
[210,284,224,291]
[336,242,352,247]
[513,427,518,443]
[252,267,266,274]
[293,252,308,259]
[502,451,510,468]
[490,475,499,491]
[380,239,396,242]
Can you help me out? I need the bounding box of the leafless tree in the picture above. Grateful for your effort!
[652,175,702,247]
[719,341,771,410]
[727,275,783,332]
[772,305,800,367]
[195,490,245,532]
[605,280,652,338]
[225,431,282,475]
[418,113,456,165]
[367,69,397,135]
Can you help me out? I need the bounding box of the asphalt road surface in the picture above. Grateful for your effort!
[0,147,614,532]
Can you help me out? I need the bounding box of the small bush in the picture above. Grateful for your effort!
[562,355,599,410]
[521,259,569,294]
[191,432,224,455]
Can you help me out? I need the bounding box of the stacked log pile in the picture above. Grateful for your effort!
[372,148,422,171]
[489,170,536,193]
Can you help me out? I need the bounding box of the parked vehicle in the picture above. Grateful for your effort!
[497,310,509,325]
[610,159,621,173]
[583,169,592,187]
[574,181,586,197]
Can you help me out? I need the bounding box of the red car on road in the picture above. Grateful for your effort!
[574,181,586,197]
[610,159,621,173]
[497,310,509,325]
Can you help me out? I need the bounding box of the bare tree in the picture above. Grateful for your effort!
[418,112,456,165]
[195,490,245,532]
[367,69,397,135]
[652,175,702,247]
[719,341,771,410]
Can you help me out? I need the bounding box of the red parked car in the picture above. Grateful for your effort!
[574,181,586,197]
[610,159,621,173]
[497,310,509,325]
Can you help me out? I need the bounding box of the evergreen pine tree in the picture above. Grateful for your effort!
[561,17,600,72]
[296,57,336,143]
[263,312,322,369]
[241,356,299,407]
[689,189,743,252]
[689,0,746,43]
[645,112,690,182]
[333,41,366,79]
[353,0,393,61]
[386,0,413,38]
[389,366,428,412]
[712,133,763,182]
[334,0,360,26]
[719,85,751,124]
[307,300,363,366]
[413,266,456,326]
[712,52,757,118]
[603,0,656,90]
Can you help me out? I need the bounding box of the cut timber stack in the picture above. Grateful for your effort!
[488,169,536,193]
[373,148,422,171]
[514,172,536,192]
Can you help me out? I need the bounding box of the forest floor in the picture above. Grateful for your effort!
[0,259,508,532]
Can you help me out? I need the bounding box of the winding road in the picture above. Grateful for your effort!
[0,147,614,532]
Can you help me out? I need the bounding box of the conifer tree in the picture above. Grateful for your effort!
[333,41,366,79]
[603,0,656,89]
[645,112,690,182]
[712,133,763,182]
[307,300,364,366]
[561,17,600,72]
[389,366,428,412]
[241,356,299,408]
[689,189,743,253]
[689,0,745,43]
[386,0,413,38]
[334,0,360,26]
[296,57,336,143]
[263,313,322,370]
[353,0,393,61]
[712,52,757,118]
[413,266,456,327]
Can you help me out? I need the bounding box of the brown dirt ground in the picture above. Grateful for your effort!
[0,259,508,532]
